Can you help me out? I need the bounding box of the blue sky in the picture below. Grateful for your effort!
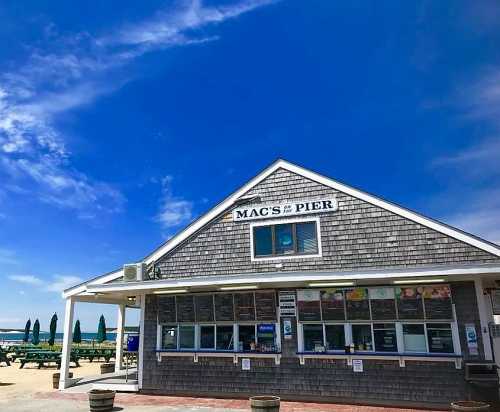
[1,0,500,331]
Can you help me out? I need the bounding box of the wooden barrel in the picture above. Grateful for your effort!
[250,396,280,412]
[100,363,115,374]
[88,389,115,412]
[52,372,73,389]
[451,401,490,411]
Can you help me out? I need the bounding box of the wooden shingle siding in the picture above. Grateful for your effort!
[156,168,498,278]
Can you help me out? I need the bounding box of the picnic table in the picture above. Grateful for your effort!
[19,351,80,369]
[72,348,115,363]
[10,348,56,362]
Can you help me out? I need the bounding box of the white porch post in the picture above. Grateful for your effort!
[474,278,493,361]
[59,297,75,390]
[138,294,146,389]
[115,304,126,372]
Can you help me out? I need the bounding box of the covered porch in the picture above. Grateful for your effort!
[58,283,141,392]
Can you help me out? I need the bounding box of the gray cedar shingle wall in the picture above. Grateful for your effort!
[142,286,487,406]
[156,168,498,278]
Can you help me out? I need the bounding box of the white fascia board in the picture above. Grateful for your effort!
[85,263,500,294]
[62,269,124,298]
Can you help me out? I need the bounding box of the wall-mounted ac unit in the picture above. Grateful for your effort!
[123,263,147,282]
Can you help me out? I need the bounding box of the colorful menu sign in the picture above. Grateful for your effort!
[369,288,396,320]
[320,289,345,320]
[346,288,370,320]
[297,290,321,321]
[396,287,424,319]
[423,286,453,319]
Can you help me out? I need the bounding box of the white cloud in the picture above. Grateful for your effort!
[0,0,274,217]
[8,274,43,285]
[0,317,22,324]
[8,274,83,292]
[45,275,83,293]
[156,175,194,230]
[0,248,18,265]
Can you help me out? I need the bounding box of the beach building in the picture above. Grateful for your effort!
[60,159,500,407]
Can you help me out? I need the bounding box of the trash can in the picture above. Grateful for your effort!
[127,334,139,352]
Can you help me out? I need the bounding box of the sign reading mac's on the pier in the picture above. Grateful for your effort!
[232,197,338,222]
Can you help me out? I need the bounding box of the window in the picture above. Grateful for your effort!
[427,323,454,354]
[352,324,373,351]
[373,323,397,352]
[200,325,215,350]
[403,324,426,352]
[256,324,276,351]
[238,325,256,351]
[179,325,195,349]
[253,221,319,258]
[161,325,177,350]
[216,325,234,351]
[325,324,345,351]
[303,324,324,352]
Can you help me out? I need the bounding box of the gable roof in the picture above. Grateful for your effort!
[63,158,500,297]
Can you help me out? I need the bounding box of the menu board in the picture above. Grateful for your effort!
[423,286,453,319]
[369,288,396,320]
[255,291,277,321]
[195,294,214,322]
[396,287,424,319]
[346,288,370,320]
[214,293,234,321]
[157,296,176,323]
[176,295,195,322]
[234,292,256,321]
[297,290,321,321]
[320,289,345,320]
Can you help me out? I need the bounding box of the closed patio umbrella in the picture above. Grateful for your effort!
[96,315,107,344]
[48,313,58,346]
[32,319,40,345]
[73,319,82,344]
[23,319,31,343]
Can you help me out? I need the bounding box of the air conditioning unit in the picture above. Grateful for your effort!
[123,263,147,282]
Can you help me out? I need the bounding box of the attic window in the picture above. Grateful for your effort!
[252,219,320,260]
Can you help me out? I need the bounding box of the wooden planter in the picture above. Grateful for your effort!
[451,401,490,411]
[88,389,116,412]
[100,363,115,374]
[52,372,73,389]
[250,396,280,412]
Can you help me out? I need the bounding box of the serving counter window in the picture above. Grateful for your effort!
[200,325,215,349]
[296,285,459,356]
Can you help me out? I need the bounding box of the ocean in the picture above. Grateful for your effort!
[0,332,117,344]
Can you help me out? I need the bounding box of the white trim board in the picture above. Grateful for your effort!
[85,263,500,294]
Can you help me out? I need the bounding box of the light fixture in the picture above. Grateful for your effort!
[127,296,136,302]
[153,289,188,294]
[308,282,355,287]
[219,285,258,291]
[393,278,445,285]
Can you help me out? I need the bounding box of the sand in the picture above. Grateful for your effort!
[0,359,101,400]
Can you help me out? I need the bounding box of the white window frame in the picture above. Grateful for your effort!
[178,324,196,350]
[249,216,323,262]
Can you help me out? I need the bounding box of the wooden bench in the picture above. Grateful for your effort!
[19,352,80,369]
